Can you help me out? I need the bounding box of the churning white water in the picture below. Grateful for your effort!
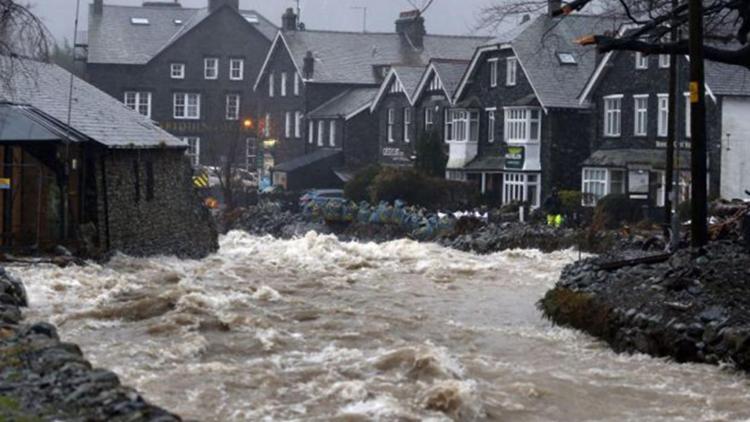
[12,231,750,421]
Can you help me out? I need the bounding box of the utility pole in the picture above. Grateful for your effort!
[688,0,708,248]
[665,0,679,250]
[351,6,368,32]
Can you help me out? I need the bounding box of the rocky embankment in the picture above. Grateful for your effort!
[541,240,750,370]
[0,268,179,421]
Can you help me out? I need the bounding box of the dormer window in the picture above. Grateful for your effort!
[204,58,218,80]
[130,17,150,25]
[170,63,185,79]
[557,52,577,65]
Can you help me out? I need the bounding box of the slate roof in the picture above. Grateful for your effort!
[87,4,276,64]
[274,148,342,172]
[0,57,185,149]
[464,156,505,171]
[583,149,692,170]
[281,30,492,85]
[392,65,427,99]
[705,60,750,97]
[308,87,378,119]
[431,59,470,99]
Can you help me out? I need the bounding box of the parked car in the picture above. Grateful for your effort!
[299,189,346,207]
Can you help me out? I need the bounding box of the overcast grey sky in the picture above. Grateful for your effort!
[32,0,499,44]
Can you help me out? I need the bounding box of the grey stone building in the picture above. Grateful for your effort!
[254,9,490,190]
[80,0,275,169]
[0,57,217,258]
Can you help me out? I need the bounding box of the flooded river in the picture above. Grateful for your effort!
[13,231,750,421]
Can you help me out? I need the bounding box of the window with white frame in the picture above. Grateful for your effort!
[173,93,200,119]
[317,120,324,146]
[403,108,412,143]
[269,73,274,97]
[504,107,541,142]
[124,91,151,118]
[294,73,300,96]
[285,112,292,138]
[308,120,314,144]
[229,58,244,80]
[603,95,622,136]
[684,92,691,137]
[502,173,540,207]
[295,111,303,138]
[489,58,498,88]
[244,138,255,170]
[582,168,626,205]
[634,95,648,136]
[657,94,669,137]
[281,72,287,97]
[635,52,648,69]
[264,113,270,137]
[181,137,200,166]
[487,109,496,143]
[425,107,435,131]
[170,63,185,79]
[387,108,395,143]
[445,109,479,142]
[659,54,670,68]
[506,57,517,86]
[204,57,218,79]
[225,94,240,120]
[329,120,336,146]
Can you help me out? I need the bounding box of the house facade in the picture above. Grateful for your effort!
[81,0,275,169]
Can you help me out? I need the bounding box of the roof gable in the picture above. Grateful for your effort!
[414,59,470,105]
[370,66,425,111]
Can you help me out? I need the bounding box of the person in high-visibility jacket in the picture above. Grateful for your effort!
[543,187,564,228]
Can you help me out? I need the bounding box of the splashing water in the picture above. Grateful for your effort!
[14,231,750,421]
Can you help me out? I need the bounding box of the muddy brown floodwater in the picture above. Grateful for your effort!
[14,231,750,421]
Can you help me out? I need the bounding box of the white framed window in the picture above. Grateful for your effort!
[489,58,498,88]
[684,92,691,138]
[294,73,301,96]
[504,107,541,143]
[173,93,200,119]
[204,57,218,80]
[181,136,200,166]
[387,108,395,143]
[317,120,324,146]
[634,95,648,136]
[170,63,185,79]
[281,72,287,97]
[506,57,517,86]
[403,108,412,143]
[225,94,240,120]
[329,120,336,146]
[229,58,244,80]
[264,113,270,137]
[502,172,540,208]
[445,109,480,142]
[295,111,303,138]
[124,91,151,118]
[269,73,275,97]
[603,95,622,137]
[244,138,256,170]
[657,93,669,137]
[285,111,292,138]
[582,168,626,206]
[308,120,314,144]
[659,54,670,68]
[487,109,496,143]
[635,52,648,69]
[425,107,435,130]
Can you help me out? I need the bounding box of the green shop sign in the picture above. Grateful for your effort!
[504,146,525,170]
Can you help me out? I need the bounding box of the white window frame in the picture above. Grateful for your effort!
[170,63,185,79]
[603,95,623,137]
[487,109,496,143]
[659,54,671,68]
[387,108,395,143]
[285,111,292,138]
[684,92,691,138]
[269,73,275,97]
[633,94,648,136]
[503,107,541,143]
[173,93,200,120]
[489,58,499,88]
[204,57,218,80]
[295,111,303,138]
[581,168,626,206]
[329,120,336,146]
[635,52,648,69]
[317,120,324,147]
[502,172,540,208]
[425,107,434,130]
[281,72,287,97]
[182,136,200,166]
[294,73,301,96]
[225,94,240,120]
[657,93,669,137]
[124,91,152,118]
[403,108,412,143]
[244,138,255,170]
[506,57,518,86]
[445,109,480,143]
[229,58,244,80]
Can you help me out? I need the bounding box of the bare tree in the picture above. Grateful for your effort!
[0,0,52,89]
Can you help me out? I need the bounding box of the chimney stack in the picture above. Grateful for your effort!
[93,0,103,15]
[208,0,239,13]
[282,8,298,31]
[303,51,314,79]
[548,0,562,16]
[395,10,425,50]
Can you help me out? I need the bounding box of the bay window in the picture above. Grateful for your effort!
[445,109,479,142]
[603,95,622,137]
[582,168,626,206]
[502,172,540,208]
[504,107,541,142]
[124,91,151,118]
[173,93,200,119]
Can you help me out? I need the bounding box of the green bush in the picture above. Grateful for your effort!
[368,167,477,209]
[414,130,447,177]
[344,165,381,202]
[559,190,583,213]
[593,193,644,229]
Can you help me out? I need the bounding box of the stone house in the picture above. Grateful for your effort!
[81,0,275,169]
[451,7,620,208]
[0,57,217,258]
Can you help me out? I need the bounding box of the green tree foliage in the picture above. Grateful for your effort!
[414,129,447,178]
[344,164,381,202]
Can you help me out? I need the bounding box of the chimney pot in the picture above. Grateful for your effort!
[282,7,299,31]
[303,51,315,79]
[93,0,103,15]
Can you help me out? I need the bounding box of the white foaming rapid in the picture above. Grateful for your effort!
[11,231,750,421]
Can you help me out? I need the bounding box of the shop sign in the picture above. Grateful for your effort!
[504,146,525,170]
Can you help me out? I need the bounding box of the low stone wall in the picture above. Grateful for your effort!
[0,268,180,421]
[540,240,750,370]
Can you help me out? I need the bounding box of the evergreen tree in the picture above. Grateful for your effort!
[414,130,447,178]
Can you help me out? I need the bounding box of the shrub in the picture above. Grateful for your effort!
[414,130,447,177]
[559,190,583,214]
[344,164,381,202]
[368,167,477,209]
[593,193,645,229]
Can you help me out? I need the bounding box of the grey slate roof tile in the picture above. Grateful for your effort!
[705,60,750,97]
[308,87,379,119]
[392,65,426,99]
[431,60,470,99]
[0,57,185,149]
